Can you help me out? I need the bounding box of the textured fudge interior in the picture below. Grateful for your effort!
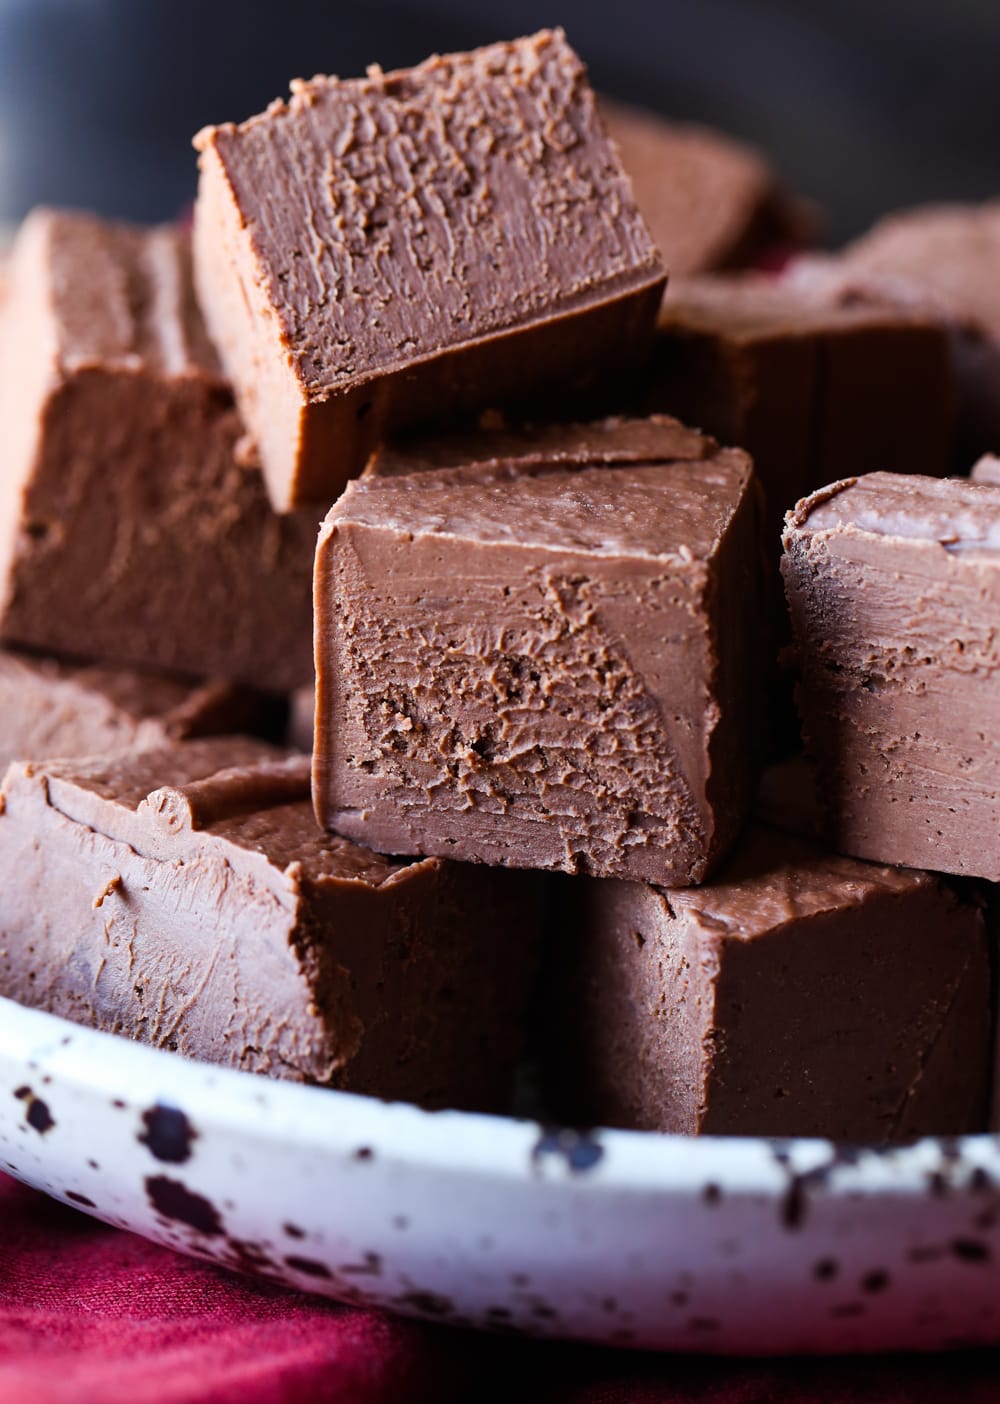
[314,431,763,885]
[193,29,665,507]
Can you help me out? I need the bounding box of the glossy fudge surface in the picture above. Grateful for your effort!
[0,209,317,691]
[601,99,815,275]
[0,738,538,1110]
[783,472,1000,878]
[0,650,283,774]
[193,30,664,509]
[315,417,763,884]
[649,272,952,546]
[554,824,991,1141]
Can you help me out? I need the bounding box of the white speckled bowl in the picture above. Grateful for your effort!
[1,993,997,1354]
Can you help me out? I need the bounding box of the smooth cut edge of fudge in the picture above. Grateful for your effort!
[552,822,991,1140]
[0,736,540,1109]
[313,441,762,885]
[193,30,665,509]
[783,472,1000,878]
[0,208,317,690]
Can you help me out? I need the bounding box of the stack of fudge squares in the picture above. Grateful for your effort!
[0,27,998,1142]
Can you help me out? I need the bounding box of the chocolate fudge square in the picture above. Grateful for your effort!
[648,273,952,547]
[314,419,763,884]
[0,738,539,1109]
[0,208,316,691]
[0,650,283,773]
[783,472,1000,879]
[193,30,665,510]
[552,825,990,1141]
[818,202,1000,458]
[601,99,816,275]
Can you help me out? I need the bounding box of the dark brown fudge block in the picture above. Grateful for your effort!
[0,738,539,1110]
[601,99,817,275]
[647,272,953,548]
[783,472,1000,879]
[812,203,1000,458]
[193,30,665,510]
[552,825,990,1141]
[0,650,284,773]
[0,209,317,690]
[314,417,763,884]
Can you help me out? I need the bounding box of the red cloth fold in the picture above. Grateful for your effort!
[1,1172,998,1404]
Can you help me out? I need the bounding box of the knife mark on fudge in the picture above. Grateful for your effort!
[0,209,317,690]
[600,99,818,276]
[648,272,953,549]
[783,471,1000,879]
[550,824,990,1142]
[0,649,285,774]
[193,30,665,510]
[314,419,764,884]
[0,738,539,1110]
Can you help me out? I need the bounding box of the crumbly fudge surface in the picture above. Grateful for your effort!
[315,434,761,885]
[193,30,665,506]
[198,31,662,394]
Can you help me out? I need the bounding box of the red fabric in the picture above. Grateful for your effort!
[1,1171,998,1404]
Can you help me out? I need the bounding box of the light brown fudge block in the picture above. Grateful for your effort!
[193,30,665,510]
[783,472,1000,879]
[0,209,317,691]
[314,417,763,885]
[601,98,817,275]
[553,825,990,1141]
[0,650,284,773]
[0,738,539,1109]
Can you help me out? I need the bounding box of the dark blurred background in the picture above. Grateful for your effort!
[1,0,998,246]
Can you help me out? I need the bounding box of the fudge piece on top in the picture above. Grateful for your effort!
[601,98,817,275]
[0,738,539,1110]
[552,824,990,1140]
[0,208,316,691]
[783,472,1000,879]
[0,650,283,774]
[649,272,952,547]
[193,30,665,510]
[314,417,763,885]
